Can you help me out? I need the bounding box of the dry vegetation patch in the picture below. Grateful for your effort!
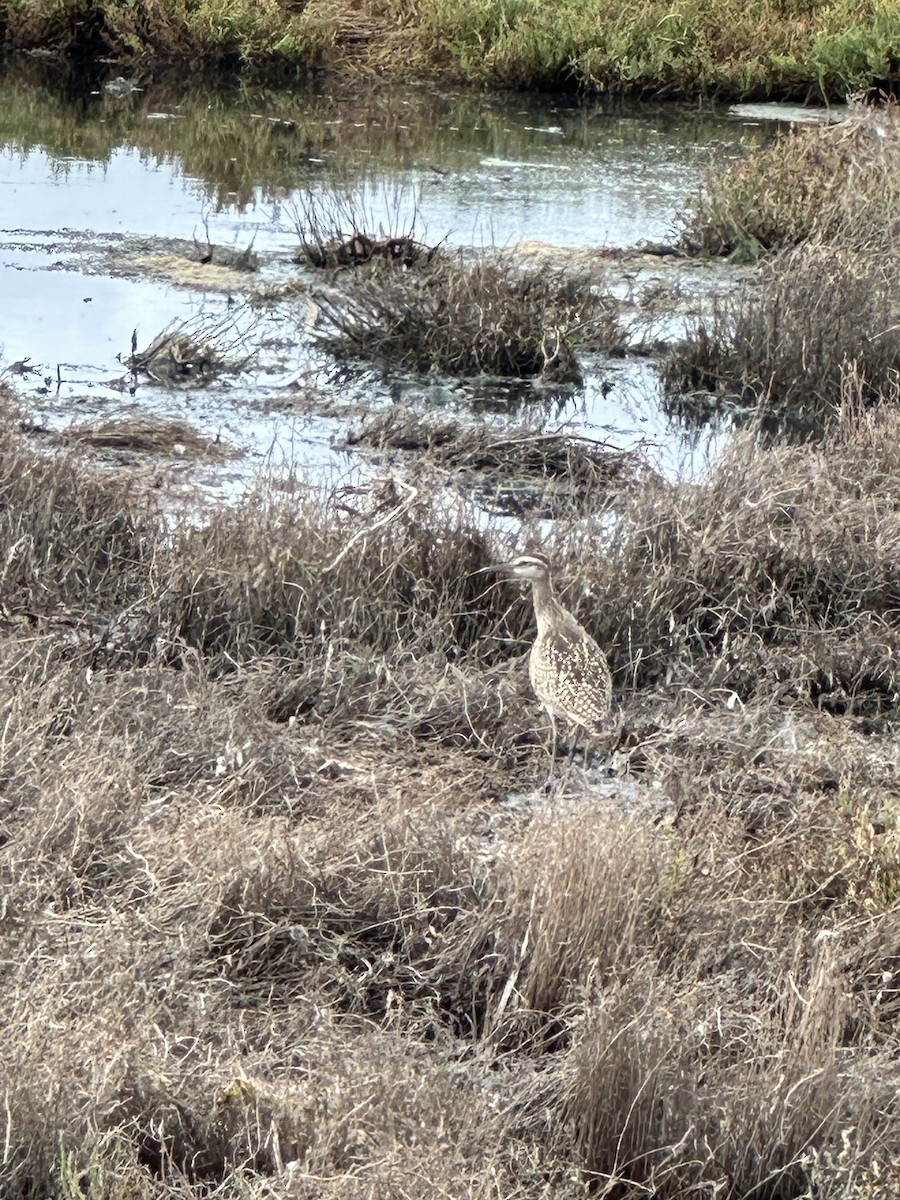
[344,407,644,517]
[572,403,900,709]
[4,396,900,1196]
[130,312,254,384]
[309,251,621,382]
[62,415,236,461]
[670,103,900,428]
[663,243,900,421]
[680,102,900,257]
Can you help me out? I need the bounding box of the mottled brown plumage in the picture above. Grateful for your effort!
[490,551,613,773]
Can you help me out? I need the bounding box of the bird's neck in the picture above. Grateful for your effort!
[531,577,567,627]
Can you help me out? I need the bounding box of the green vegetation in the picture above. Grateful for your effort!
[3,0,900,96]
[3,384,900,1197]
[3,0,337,72]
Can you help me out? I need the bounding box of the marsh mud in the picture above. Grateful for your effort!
[0,65,800,507]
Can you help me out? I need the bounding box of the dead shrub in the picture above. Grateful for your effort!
[679,102,900,257]
[662,243,900,421]
[310,251,619,381]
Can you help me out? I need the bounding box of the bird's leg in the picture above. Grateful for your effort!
[564,727,579,777]
[543,709,558,791]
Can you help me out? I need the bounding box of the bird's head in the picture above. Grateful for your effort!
[487,551,552,583]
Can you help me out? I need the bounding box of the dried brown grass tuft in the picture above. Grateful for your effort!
[496,810,674,1019]
[663,243,900,420]
[310,251,621,381]
[63,416,236,460]
[160,475,503,663]
[193,796,500,1025]
[0,421,157,617]
[565,957,896,1198]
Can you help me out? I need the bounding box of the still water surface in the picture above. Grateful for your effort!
[0,72,787,496]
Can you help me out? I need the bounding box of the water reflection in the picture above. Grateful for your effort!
[0,65,774,243]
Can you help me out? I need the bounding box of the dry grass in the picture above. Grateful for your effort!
[680,102,900,258]
[662,243,900,421]
[62,416,236,460]
[309,251,622,382]
[131,313,255,385]
[4,391,900,1197]
[569,401,900,711]
[0,419,157,616]
[344,408,645,517]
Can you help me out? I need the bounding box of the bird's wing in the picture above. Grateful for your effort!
[539,626,612,728]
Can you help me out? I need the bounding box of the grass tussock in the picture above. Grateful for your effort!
[663,243,900,420]
[0,418,157,614]
[680,102,900,258]
[310,251,620,382]
[63,416,236,460]
[6,396,900,1197]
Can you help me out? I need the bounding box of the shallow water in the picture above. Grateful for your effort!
[0,68,800,497]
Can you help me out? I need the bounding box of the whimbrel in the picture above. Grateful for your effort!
[488,551,613,779]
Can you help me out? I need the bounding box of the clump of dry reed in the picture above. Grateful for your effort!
[663,242,900,420]
[160,475,501,660]
[0,413,157,615]
[679,101,900,257]
[131,312,254,384]
[63,415,235,459]
[345,407,644,517]
[310,252,619,381]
